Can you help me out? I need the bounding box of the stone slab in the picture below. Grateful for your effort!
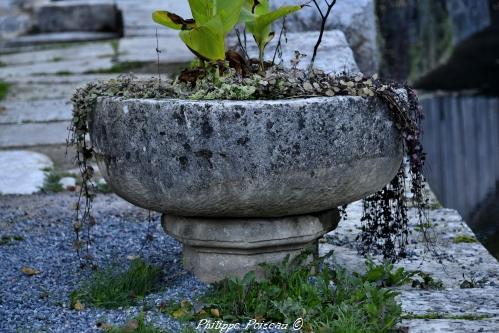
[0,150,52,195]
[4,31,120,48]
[237,30,359,73]
[34,2,122,34]
[0,121,70,148]
[0,99,71,124]
[273,0,379,73]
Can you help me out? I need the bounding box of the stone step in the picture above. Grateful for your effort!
[0,121,70,148]
[4,32,120,48]
[0,99,71,125]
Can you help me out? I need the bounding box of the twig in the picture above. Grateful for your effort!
[309,0,337,72]
[236,28,250,61]
[155,28,162,83]
[272,17,288,65]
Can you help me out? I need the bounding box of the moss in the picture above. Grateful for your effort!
[86,61,145,74]
[0,81,10,101]
[51,57,64,62]
[453,235,478,244]
[403,313,491,320]
[0,235,25,246]
[408,1,454,83]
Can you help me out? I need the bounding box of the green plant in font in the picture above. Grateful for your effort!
[241,0,302,70]
[152,0,302,68]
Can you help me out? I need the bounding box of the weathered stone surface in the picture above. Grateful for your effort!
[0,150,52,194]
[322,199,499,331]
[90,96,403,217]
[272,0,379,73]
[377,0,499,92]
[162,210,340,283]
[34,2,123,34]
[237,30,359,73]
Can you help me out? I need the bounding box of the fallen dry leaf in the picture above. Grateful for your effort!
[122,319,139,332]
[210,308,220,317]
[73,300,85,311]
[21,266,40,276]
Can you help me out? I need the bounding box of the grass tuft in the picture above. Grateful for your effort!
[0,235,24,246]
[453,235,478,244]
[0,81,10,101]
[72,259,162,309]
[40,168,73,193]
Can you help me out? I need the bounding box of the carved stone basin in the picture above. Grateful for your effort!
[90,96,403,217]
[89,96,403,282]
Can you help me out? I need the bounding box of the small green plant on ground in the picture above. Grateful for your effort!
[414,222,434,232]
[164,254,403,332]
[411,271,444,290]
[459,273,488,289]
[0,235,24,246]
[40,168,75,193]
[100,312,166,333]
[360,260,417,287]
[453,235,478,244]
[0,81,10,101]
[71,259,162,309]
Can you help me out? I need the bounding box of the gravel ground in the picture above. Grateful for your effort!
[0,193,207,333]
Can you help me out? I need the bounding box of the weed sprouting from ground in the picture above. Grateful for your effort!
[453,235,478,244]
[71,259,162,309]
[165,254,404,332]
[0,81,10,101]
[0,235,24,246]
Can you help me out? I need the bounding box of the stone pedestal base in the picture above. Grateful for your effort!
[161,210,340,283]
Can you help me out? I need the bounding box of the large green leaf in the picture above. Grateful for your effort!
[245,4,302,52]
[255,5,301,31]
[215,0,244,33]
[152,11,196,30]
[188,0,213,24]
[180,16,226,61]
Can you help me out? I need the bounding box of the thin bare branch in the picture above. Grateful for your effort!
[309,0,337,72]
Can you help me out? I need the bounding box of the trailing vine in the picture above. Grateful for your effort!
[70,67,429,264]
